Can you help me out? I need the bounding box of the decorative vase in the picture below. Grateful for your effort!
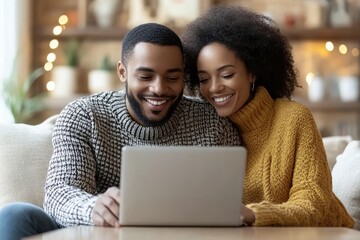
[308,76,325,102]
[338,76,359,102]
[51,66,78,98]
[89,0,119,28]
[329,0,352,27]
[88,70,116,94]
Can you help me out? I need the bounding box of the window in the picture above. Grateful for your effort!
[0,1,17,122]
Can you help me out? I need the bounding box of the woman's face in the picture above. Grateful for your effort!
[197,43,254,117]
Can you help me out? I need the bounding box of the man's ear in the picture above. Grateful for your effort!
[117,61,126,83]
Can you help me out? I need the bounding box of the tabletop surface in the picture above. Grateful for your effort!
[25,226,360,240]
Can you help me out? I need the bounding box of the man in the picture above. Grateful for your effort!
[0,23,241,239]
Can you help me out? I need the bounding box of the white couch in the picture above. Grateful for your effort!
[0,116,359,229]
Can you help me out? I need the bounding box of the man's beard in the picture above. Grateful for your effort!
[125,84,182,127]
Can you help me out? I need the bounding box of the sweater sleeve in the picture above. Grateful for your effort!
[44,100,98,227]
[247,106,354,227]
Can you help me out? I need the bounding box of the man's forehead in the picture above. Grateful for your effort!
[127,43,183,71]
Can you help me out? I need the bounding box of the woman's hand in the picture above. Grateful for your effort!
[92,187,121,227]
[241,203,255,226]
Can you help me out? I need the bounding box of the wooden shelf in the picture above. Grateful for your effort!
[35,25,184,41]
[295,98,360,112]
[36,26,360,41]
[35,26,129,40]
[282,26,360,41]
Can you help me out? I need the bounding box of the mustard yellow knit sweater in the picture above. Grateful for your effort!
[229,87,354,227]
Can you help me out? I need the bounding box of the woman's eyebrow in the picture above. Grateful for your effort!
[198,64,235,74]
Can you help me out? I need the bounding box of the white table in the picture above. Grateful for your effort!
[25,226,360,240]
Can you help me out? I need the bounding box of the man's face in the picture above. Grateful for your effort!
[118,42,184,127]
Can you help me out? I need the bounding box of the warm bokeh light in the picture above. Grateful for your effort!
[46,81,56,91]
[325,41,334,52]
[47,53,56,62]
[49,39,59,49]
[351,48,359,57]
[339,44,348,54]
[58,15,68,25]
[53,25,63,35]
[306,72,315,86]
[44,62,53,71]
[45,15,70,78]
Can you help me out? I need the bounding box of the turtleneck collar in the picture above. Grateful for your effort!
[229,86,274,134]
[110,91,182,141]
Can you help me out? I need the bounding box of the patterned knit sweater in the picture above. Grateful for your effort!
[43,91,241,227]
[229,87,354,227]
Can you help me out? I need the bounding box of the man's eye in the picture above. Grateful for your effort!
[138,76,152,80]
[167,76,181,81]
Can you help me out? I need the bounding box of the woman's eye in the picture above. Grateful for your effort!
[198,74,209,83]
[199,78,208,84]
[222,73,234,79]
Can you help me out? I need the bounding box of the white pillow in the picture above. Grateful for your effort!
[322,135,352,170]
[0,115,57,208]
[332,140,360,230]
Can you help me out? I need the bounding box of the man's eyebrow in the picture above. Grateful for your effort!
[135,67,154,72]
[135,67,183,73]
[167,68,183,73]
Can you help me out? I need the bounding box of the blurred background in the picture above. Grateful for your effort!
[0,0,359,139]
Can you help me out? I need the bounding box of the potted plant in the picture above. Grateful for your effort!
[88,55,117,94]
[51,39,80,98]
[1,57,46,123]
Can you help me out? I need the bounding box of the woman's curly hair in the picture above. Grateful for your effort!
[181,5,300,99]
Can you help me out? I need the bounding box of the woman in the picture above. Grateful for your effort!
[181,5,354,227]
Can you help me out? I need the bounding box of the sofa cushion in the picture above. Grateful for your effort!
[0,115,57,208]
[332,140,360,230]
[322,135,352,170]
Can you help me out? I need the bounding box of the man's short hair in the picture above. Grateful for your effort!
[121,23,183,65]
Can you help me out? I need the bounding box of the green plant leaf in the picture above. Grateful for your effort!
[99,55,114,71]
[22,68,45,94]
[1,57,46,123]
[63,39,80,67]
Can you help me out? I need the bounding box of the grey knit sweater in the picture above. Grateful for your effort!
[44,91,241,227]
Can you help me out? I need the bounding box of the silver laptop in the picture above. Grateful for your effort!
[119,146,247,227]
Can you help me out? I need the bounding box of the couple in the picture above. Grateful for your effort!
[0,5,353,240]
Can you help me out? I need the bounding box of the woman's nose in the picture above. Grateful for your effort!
[209,78,223,92]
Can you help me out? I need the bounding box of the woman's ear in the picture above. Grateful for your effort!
[117,61,126,83]
[251,74,257,83]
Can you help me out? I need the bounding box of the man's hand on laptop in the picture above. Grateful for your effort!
[92,187,121,227]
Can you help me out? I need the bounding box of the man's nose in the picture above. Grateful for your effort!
[149,77,168,95]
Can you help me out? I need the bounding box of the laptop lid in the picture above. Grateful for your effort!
[119,146,247,227]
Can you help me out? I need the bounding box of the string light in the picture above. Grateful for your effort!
[58,15,69,25]
[44,14,69,91]
[325,41,334,52]
[53,25,63,35]
[306,72,314,86]
[44,62,53,71]
[351,48,359,57]
[49,39,59,49]
[339,44,348,55]
[46,81,56,91]
[47,53,56,62]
